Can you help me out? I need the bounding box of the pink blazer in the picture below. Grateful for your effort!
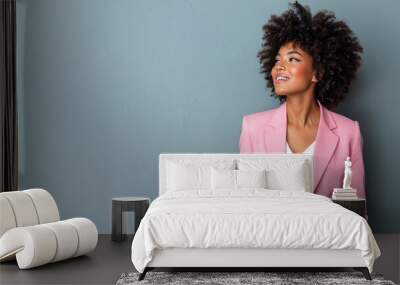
[239,101,366,198]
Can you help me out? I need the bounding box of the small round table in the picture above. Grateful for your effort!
[112,197,150,242]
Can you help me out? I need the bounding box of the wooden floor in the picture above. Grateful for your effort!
[0,234,399,285]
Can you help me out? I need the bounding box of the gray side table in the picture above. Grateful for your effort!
[112,197,150,242]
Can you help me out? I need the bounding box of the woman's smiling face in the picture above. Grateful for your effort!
[271,41,318,97]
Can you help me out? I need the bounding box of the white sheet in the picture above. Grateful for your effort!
[131,189,381,273]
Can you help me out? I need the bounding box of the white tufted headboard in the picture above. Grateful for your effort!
[159,153,313,196]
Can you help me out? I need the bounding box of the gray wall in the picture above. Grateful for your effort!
[16,0,400,233]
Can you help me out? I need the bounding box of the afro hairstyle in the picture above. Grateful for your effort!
[257,1,363,109]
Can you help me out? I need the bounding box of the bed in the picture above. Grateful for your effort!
[131,153,381,281]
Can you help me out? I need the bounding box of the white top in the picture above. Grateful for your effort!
[112,197,149,202]
[286,141,315,154]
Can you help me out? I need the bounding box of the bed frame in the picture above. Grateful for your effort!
[138,153,372,281]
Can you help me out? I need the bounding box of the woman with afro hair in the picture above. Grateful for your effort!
[239,1,366,199]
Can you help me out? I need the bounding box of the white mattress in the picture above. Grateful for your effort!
[131,189,381,273]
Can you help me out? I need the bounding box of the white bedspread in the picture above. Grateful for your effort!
[131,189,380,273]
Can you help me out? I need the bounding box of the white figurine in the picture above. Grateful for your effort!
[342,156,352,189]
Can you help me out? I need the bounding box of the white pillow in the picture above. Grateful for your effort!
[166,159,235,191]
[211,168,267,190]
[237,158,311,192]
[237,169,267,188]
[211,168,236,189]
[266,162,308,191]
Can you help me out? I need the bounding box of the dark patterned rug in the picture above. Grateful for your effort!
[116,271,397,285]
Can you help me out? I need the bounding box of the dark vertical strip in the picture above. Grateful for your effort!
[0,0,18,192]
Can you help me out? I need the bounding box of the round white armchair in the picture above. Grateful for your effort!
[0,189,98,269]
